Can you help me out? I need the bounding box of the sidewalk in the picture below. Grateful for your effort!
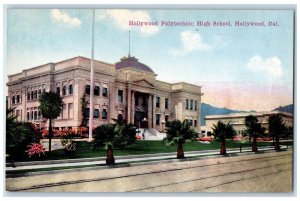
[6,145,290,173]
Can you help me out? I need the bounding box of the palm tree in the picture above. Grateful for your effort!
[39,91,63,154]
[6,108,40,160]
[245,115,266,152]
[212,121,236,155]
[92,117,136,165]
[164,119,198,159]
[269,114,286,151]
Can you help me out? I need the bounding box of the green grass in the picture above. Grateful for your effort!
[9,139,286,162]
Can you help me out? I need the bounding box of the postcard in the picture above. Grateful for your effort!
[5,7,294,193]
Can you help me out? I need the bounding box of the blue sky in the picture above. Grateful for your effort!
[6,9,294,111]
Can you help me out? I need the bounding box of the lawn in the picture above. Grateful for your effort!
[11,139,286,162]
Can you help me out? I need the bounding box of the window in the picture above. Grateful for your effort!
[102,109,107,119]
[38,89,42,96]
[194,120,197,127]
[118,90,123,103]
[156,114,161,125]
[27,92,30,100]
[94,86,100,96]
[165,98,169,109]
[12,96,15,104]
[31,111,34,120]
[189,119,193,126]
[43,88,46,93]
[69,84,73,95]
[56,87,60,95]
[195,101,197,111]
[34,111,38,120]
[62,86,67,96]
[85,85,90,94]
[34,90,37,99]
[27,112,30,121]
[16,95,20,103]
[102,87,108,97]
[186,99,189,109]
[165,115,169,123]
[190,100,193,110]
[156,97,160,108]
[38,110,41,120]
[85,108,90,118]
[94,109,99,118]
[31,91,34,100]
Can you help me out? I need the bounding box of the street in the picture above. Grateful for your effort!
[6,150,292,193]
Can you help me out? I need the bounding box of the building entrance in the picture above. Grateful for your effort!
[134,92,148,128]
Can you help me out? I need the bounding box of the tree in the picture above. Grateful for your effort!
[245,115,266,152]
[39,91,63,154]
[163,119,198,159]
[92,116,136,165]
[6,108,41,160]
[269,114,286,151]
[80,94,88,127]
[212,121,236,155]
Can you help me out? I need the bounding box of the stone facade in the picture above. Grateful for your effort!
[7,56,203,132]
[205,111,293,136]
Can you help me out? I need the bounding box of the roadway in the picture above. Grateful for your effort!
[6,150,293,193]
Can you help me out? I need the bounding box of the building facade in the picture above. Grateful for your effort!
[7,55,203,132]
[205,111,293,136]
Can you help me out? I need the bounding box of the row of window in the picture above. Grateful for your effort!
[156,97,169,109]
[27,89,46,101]
[85,85,108,97]
[155,114,198,127]
[85,108,108,120]
[27,109,42,121]
[12,95,21,104]
[186,99,198,111]
[57,84,73,96]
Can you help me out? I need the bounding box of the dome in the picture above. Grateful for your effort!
[115,55,155,74]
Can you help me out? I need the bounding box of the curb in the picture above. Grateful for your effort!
[6,148,290,178]
[6,146,277,167]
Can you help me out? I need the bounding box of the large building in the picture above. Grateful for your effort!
[205,111,293,136]
[7,55,203,132]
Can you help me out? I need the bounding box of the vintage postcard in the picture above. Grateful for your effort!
[5,7,294,193]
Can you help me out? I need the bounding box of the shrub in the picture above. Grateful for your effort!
[26,143,46,158]
[61,139,77,156]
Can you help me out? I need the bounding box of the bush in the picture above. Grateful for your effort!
[26,143,46,158]
[61,139,77,156]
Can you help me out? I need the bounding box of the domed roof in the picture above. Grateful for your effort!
[115,55,155,73]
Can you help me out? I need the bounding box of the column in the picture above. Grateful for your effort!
[108,82,115,124]
[127,88,131,124]
[152,94,155,128]
[197,98,201,132]
[147,94,152,128]
[131,91,135,123]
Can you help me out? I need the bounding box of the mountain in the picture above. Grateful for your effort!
[201,103,251,126]
[273,104,293,114]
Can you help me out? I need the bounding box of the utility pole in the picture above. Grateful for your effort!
[88,9,95,142]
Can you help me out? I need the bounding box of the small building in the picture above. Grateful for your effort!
[205,111,293,136]
[7,55,203,132]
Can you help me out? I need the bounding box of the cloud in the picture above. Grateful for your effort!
[51,9,81,27]
[246,55,283,77]
[97,9,159,36]
[169,31,211,56]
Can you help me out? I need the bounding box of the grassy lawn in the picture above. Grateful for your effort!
[9,139,286,162]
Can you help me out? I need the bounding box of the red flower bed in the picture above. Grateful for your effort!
[136,134,142,140]
[41,127,90,139]
[198,137,213,142]
[233,136,241,141]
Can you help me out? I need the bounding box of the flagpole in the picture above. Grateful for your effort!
[88,9,95,142]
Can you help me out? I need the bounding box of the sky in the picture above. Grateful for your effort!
[6,9,294,112]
